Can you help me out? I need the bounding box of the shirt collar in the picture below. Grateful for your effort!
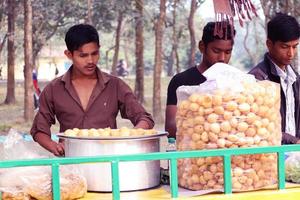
[270,60,297,83]
[61,65,110,85]
[274,64,287,80]
[287,65,297,82]
[60,65,111,111]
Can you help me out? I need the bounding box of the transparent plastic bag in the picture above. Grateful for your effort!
[1,128,52,160]
[176,64,281,191]
[23,166,87,200]
[0,129,87,200]
[286,152,300,183]
[0,128,52,189]
[0,187,31,200]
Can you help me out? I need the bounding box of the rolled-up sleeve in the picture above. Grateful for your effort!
[117,80,154,128]
[30,84,56,139]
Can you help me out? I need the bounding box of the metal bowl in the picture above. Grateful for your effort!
[57,132,167,192]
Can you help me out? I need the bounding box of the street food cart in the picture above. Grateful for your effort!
[1,144,300,200]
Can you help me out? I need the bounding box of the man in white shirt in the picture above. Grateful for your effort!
[249,13,300,144]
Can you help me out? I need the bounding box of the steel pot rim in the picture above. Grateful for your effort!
[57,131,168,141]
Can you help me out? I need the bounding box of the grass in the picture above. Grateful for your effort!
[0,76,171,135]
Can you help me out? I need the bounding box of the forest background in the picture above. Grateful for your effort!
[0,0,299,134]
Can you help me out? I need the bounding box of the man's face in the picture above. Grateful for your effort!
[200,39,233,67]
[267,39,299,68]
[65,42,100,76]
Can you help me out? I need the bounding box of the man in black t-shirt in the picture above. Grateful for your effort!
[165,22,236,138]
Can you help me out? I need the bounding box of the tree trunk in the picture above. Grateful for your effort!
[24,0,34,121]
[167,49,174,77]
[123,37,130,73]
[187,0,197,68]
[0,0,6,78]
[252,19,261,67]
[173,0,180,75]
[176,27,184,73]
[153,0,166,122]
[175,50,180,73]
[5,0,16,104]
[0,34,6,55]
[135,0,144,103]
[111,10,123,76]
[86,0,93,25]
[243,22,256,67]
[105,46,114,70]
[0,34,7,78]
[33,50,39,71]
[167,0,178,77]
[294,0,299,14]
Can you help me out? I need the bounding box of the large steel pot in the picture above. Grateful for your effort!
[57,132,167,192]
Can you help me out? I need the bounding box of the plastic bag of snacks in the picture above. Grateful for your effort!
[23,168,87,200]
[285,152,300,183]
[0,129,87,200]
[176,63,281,191]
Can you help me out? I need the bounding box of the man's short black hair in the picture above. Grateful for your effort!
[65,24,100,52]
[267,13,300,42]
[201,22,236,46]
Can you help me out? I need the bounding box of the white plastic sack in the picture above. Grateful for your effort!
[177,63,256,103]
[286,152,300,183]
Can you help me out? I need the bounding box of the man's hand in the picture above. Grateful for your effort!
[34,132,65,157]
[134,120,150,129]
[165,105,177,139]
[296,140,300,144]
[49,141,65,156]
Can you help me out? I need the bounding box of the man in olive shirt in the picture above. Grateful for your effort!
[31,24,154,156]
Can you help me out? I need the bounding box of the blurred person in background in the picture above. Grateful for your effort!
[55,66,59,77]
[32,69,41,110]
[116,59,129,77]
